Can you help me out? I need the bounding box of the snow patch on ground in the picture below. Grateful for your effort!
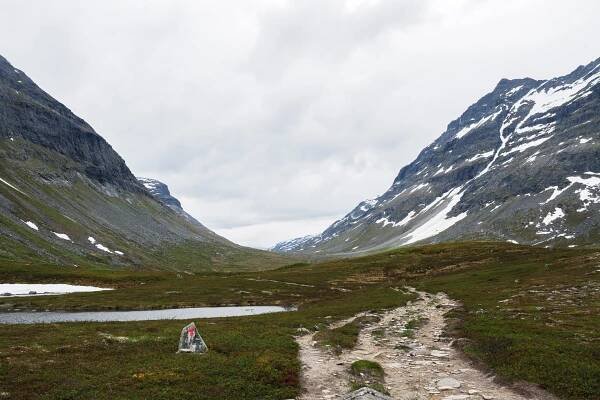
[0,284,112,297]
[88,236,96,244]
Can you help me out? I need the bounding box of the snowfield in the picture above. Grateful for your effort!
[0,284,112,297]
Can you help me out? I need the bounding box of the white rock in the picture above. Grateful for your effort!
[437,377,461,390]
[431,350,450,358]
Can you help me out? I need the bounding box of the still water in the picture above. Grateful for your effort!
[0,305,291,324]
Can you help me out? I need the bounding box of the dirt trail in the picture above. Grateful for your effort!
[296,289,548,400]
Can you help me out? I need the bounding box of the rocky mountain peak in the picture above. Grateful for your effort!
[137,177,206,228]
[0,55,142,192]
[274,56,600,254]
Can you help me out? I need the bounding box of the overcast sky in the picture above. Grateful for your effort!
[1,1,599,248]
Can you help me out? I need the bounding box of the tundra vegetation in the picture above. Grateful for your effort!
[0,242,598,400]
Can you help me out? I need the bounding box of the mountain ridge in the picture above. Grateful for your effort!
[274,57,600,254]
[0,55,290,271]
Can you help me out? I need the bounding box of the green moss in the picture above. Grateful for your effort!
[349,360,386,394]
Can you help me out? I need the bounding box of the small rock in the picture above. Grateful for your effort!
[437,377,461,390]
[431,350,449,358]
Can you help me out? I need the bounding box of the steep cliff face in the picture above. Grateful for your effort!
[0,55,140,191]
[275,57,600,254]
[0,55,287,271]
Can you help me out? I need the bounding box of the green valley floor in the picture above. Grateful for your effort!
[0,242,598,399]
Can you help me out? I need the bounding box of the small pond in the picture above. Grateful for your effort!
[0,306,292,324]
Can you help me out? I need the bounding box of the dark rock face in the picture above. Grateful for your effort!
[0,55,141,192]
[137,177,206,227]
[275,57,600,254]
[138,177,184,211]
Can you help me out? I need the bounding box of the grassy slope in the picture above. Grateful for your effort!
[0,242,598,399]
[0,139,294,272]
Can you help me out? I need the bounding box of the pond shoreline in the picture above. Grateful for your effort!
[0,305,295,324]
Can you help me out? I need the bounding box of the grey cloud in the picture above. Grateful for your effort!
[1,0,599,247]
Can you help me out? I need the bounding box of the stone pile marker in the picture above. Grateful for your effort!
[177,322,208,353]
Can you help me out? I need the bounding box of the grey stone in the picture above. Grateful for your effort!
[342,387,392,400]
[437,377,461,390]
[177,322,208,354]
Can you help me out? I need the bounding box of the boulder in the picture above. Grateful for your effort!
[437,377,461,390]
[177,322,208,353]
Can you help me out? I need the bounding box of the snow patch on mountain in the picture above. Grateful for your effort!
[466,151,494,163]
[0,177,27,196]
[518,65,600,123]
[95,243,112,253]
[454,109,502,139]
[401,187,467,245]
[542,207,565,225]
[567,175,600,211]
[52,232,71,241]
[22,220,39,231]
[376,211,416,228]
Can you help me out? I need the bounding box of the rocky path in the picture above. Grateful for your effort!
[296,289,548,400]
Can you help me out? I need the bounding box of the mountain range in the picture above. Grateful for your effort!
[274,57,600,255]
[0,55,288,271]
